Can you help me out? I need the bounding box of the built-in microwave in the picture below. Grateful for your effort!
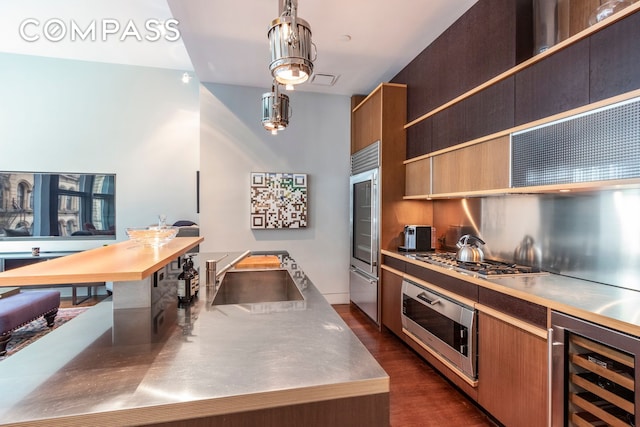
[401,279,477,381]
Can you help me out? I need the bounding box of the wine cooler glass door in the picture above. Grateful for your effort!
[350,169,378,276]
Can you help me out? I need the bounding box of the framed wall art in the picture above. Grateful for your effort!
[250,172,308,229]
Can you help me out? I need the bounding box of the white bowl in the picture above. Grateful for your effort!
[125,226,179,248]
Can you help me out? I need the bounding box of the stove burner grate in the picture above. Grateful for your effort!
[413,253,544,278]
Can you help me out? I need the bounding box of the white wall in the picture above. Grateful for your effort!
[0,53,200,253]
[199,83,351,303]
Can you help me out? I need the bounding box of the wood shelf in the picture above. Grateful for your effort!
[573,335,635,369]
[571,354,634,391]
[571,373,634,414]
[568,333,636,426]
[570,392,631,427]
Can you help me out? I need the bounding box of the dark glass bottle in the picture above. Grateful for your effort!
[185,255,199,297]
[177,261,194,304]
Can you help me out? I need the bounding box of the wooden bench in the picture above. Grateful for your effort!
[0,290,60,356]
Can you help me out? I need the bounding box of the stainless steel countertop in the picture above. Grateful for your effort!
[385,250,640,336]
[0,252,388,426]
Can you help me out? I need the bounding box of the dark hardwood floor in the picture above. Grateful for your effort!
[334,304,497,427]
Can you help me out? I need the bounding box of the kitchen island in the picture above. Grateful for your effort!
[0,237,204,310]
[0,251,389,426]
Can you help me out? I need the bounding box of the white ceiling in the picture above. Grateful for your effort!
[168,0,477,95]
[0,0,478,96]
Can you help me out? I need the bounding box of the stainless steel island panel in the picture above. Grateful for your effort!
[0,252,389,426]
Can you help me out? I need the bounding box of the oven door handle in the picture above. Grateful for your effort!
[417,292,441,305]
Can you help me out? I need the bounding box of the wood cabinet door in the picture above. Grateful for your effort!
[431,78,515,152]
[590,10,640,103]
[381,268,403,336]
[515,38,590,126]
[405,157,430,197]
[396,0,524,122]
[477,312,548,427]
[352,90,382,154]
[406,116,432,159]
[431,136,510,194]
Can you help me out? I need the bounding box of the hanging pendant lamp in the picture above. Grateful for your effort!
[261,81,290,135]
[268,0,316,86]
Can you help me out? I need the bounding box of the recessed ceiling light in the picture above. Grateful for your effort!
[339,35,352,42]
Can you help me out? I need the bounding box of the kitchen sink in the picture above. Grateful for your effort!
[211,268,304,306]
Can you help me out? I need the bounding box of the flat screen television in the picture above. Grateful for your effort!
[0,172,115,240]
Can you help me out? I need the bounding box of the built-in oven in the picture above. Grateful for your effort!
[401,278,477,382]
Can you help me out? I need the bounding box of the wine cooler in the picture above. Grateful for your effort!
[551,311,640,427]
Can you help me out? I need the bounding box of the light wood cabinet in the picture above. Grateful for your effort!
[351,89,382,154]
[380,267,403,336]
[404,157,430,197]
[431,135,510,195]
[352,83,433,251]
[477,311,548,427]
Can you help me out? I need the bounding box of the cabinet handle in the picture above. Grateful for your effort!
[417,292,440,305]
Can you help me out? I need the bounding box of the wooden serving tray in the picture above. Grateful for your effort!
[235,255,281,269]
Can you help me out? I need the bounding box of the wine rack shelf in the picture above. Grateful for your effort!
[568,334,635,426]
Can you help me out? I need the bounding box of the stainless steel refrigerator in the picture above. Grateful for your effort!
[349,142,380,324]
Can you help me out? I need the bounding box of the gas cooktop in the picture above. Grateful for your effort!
[411,252,546,279]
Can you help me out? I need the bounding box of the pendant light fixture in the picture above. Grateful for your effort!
[261,81,290,135]
[268,0,316,87]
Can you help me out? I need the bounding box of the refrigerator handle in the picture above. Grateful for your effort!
[371,175,379,270]
[350,267,377,283]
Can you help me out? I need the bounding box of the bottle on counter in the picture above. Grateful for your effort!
[185,255,199,297]
[177,260,194,304]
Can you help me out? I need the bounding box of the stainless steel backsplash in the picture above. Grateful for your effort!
[433,189,640,291]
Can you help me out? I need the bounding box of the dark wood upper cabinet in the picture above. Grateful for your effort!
[392,0,532,158]
[406,117,432,159]
[515,38,590,126]
[463,77,515,144]
[395,1,639,162]
[589,10,640,103]
[431,102,462,152]
[393,0,531,123]
[432,77,515,152]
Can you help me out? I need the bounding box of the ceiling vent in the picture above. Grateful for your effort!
[310,73,338,86]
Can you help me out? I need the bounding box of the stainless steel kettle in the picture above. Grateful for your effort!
[456,234,485,263]
[513,235,541,267]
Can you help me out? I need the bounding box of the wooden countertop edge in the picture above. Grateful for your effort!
[3,378,389,427]
[0,237,203,286]
[381,250,640,337]
[129,236,204,279]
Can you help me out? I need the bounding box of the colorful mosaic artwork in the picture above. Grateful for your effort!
[250,172,308,229]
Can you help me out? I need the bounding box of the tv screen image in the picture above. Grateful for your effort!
[0,172,115,240]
